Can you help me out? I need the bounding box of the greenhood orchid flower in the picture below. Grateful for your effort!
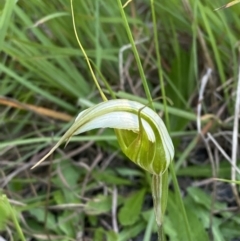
[32,99,174,226]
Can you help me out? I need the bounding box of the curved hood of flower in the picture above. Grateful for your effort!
[31,99,174,174]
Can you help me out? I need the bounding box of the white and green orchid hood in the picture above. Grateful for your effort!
[32,99,174,175]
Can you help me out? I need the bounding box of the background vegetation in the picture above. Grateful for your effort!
[0,0,240,240]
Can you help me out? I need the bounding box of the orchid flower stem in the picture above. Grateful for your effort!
[158,225,164,241]
[117,0,153,109]
[152,172,168,241]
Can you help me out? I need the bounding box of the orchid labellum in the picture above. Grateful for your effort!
[32,99,174,226]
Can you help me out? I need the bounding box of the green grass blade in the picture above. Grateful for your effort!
[117,0,153,109]
[0,0,16,51]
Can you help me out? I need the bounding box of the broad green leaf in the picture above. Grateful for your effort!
[93,228,119,241]
[164,216,178,241]
[118,222,145,241]
[94,228,104,241]
[118,189,146,226]
[184,196,209,241]
[28,208,56,232]
[187,187,226,210]
[53,160,81,203]
[58,211,76,237]
[59,161,80,187]
[85,195,112,215]
[106,231,119,241]
[167,190,209,241]
[167,191,189,241]
[53,190,65,205]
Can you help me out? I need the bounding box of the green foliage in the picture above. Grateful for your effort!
[0,0,15,51]
[1,0,240,240]
[167,189,209,241]
[0,195,26,241]
[118,189,146,226]
[0,195,11,230]
[85,195,113,215]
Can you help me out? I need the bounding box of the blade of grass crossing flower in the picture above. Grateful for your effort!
[150,0,168,125]
[150,1,192,240]
[116,92,196,121]
[116,0,153,109]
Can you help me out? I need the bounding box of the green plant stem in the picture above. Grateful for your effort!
[150,0,169,125]
[95,0,101,70]
[169,163,192,241]
[158,225,164,241]
[150,1,192,240]
[4,196,26,241]
[143,210,155,241]
[70,0,107,102]
[117,0,153,109]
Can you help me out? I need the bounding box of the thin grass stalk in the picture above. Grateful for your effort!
[70,0,107,102]
[197,2,228,103]
[116,92,197,120]
[192,0,199,81]
[150,1,192,240]
[231,63,240,206]
[150,0,168,124]
[116,0,153,109]
[95,0,101,70]
[143,210,155,241]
